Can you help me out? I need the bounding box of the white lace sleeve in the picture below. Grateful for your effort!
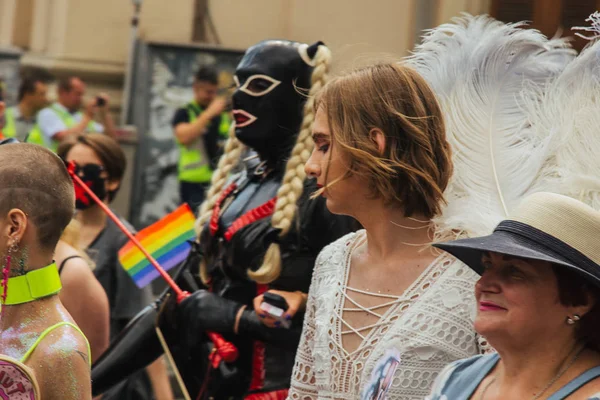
[287,254,321,400]
[477,334,495,354]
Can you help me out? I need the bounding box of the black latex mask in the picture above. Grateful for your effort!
[73,163,107,210]
[232,40,323,168]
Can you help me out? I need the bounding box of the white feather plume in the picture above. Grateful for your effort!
[572,11,600,41]
[526,13,600,210]
[404,14,575,239]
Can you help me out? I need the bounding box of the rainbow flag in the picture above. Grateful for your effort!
[119,204,196,288]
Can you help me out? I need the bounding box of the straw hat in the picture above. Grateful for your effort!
[434,192,600,287]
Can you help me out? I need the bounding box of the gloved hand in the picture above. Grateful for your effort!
[177,289,303,351]
[236,308,303,350]
[177,290,243,336]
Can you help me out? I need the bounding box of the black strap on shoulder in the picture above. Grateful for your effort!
[58,255,83,275]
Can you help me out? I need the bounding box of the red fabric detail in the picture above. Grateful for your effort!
[249,341,265,391]
[209,183,238,236]
[244,389,289,400]
[2,256,10,311]
[208,332,238,364]
[74,179,94,206]
[248,284,270,392]
[224,197,277,241]
[256,284,268,296]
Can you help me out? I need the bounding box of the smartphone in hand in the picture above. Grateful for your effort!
[260,292,291,328]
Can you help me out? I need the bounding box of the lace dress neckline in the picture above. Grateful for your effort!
[287,230,484,400]
[336,230,451,359]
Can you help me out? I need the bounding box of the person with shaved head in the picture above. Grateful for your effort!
[0,142,91,399]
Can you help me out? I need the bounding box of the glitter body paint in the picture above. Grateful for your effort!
[0,296,91,399]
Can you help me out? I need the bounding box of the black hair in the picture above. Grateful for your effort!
[553,265,600,351]
[58,76,81,92]
[17,68,53,101]
[195,66,218,85]
[57,134,127,202]
[18,78,43,102]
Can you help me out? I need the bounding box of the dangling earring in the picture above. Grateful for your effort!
[1,241,17,311]
[566,314,581,325]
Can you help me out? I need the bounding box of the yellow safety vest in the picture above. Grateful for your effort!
[177,102,230,184]
[2,107,17,138]
[2,107,41,143]
[27,104,96,152]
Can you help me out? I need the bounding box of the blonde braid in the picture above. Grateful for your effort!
[248,44,332,284]
[196,125,244,283]
[195,125,244,234]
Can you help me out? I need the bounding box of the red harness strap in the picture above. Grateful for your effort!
[224,198,277,241]
[210,182,277,242]
[209,183,238,236]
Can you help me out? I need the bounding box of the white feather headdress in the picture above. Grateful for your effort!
[404,14,576,240]
[525,11,600,210]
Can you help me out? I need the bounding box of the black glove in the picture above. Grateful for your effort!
[236,308,302,350]
[177,290,302,350]
[177,290,243,336]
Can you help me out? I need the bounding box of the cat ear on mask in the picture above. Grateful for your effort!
[307,41,324,59]
[299,41,326,67]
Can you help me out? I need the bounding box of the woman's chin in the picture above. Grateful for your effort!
[324,197,337,213]
[473,315,505,337]
[325,197,348,216]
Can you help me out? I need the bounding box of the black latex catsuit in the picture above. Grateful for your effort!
[90,40,358,400]
[196,160,355,398]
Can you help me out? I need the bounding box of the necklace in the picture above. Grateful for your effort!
[478,377,496,400]
[479,343,585,400]
[531,344,585,400]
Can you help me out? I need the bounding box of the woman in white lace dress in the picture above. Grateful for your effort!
[286,63,485,400]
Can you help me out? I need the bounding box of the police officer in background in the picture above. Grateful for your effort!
[171,66,231,211]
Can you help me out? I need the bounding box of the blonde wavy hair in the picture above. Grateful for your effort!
[315,63,452,220]
[196,43,332,284]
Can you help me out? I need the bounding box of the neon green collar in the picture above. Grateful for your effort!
[1,263,62,305]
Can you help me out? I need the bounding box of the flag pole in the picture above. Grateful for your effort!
[66,161,238,362]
